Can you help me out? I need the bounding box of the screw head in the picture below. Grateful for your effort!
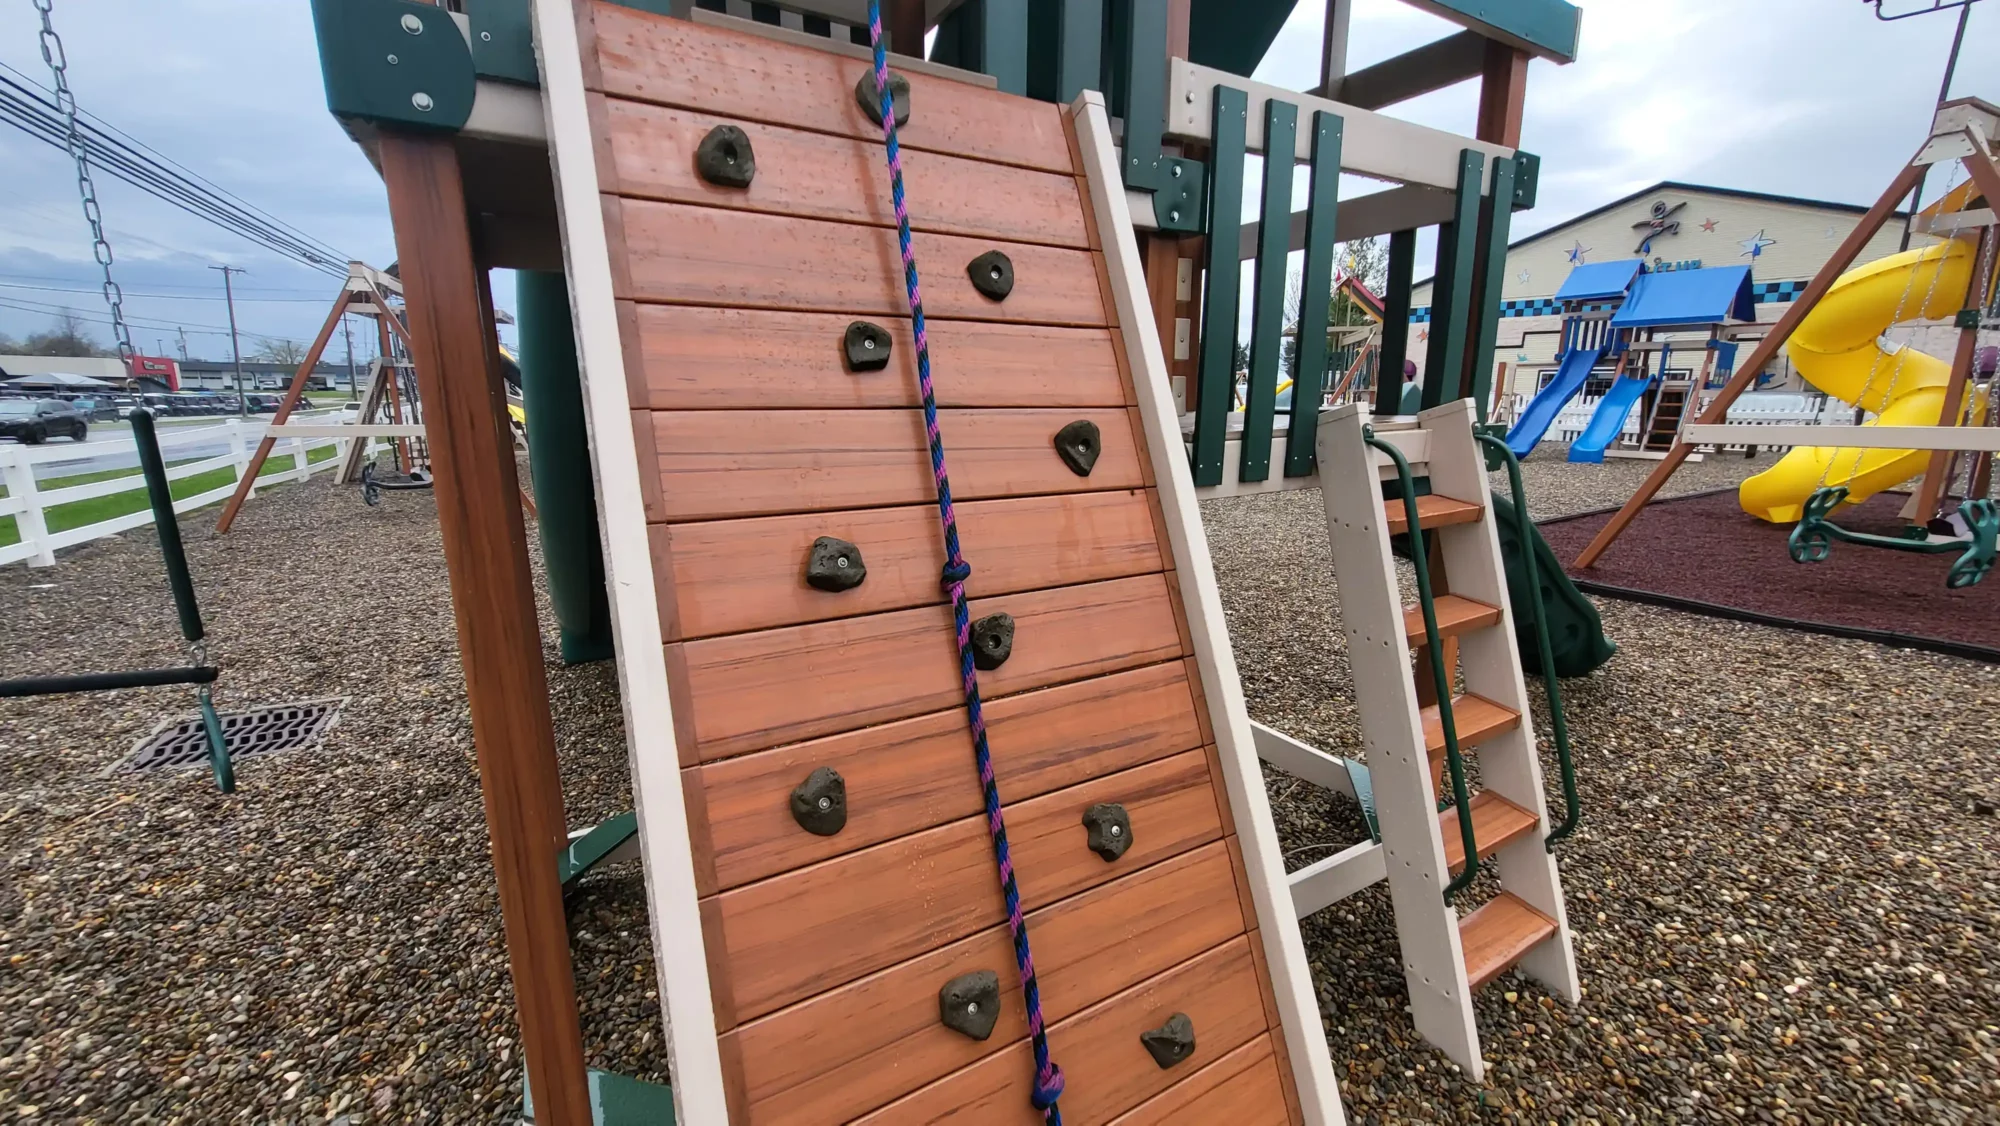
[1109,824,1122,837]
[400,12,424,33]
[863,337,876,349]
[817,796,832,811]
[1171,164,1183,178]
[479,30,492,41]
[411,92,434,112]
[967,1003,979,1013]
[1168,209,1180,223]
[386,53,399,65]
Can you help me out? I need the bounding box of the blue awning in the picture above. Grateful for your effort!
[1554,258,1644,301]
[1611,265,1755,328]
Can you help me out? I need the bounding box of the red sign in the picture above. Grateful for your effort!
[125,354,181,391]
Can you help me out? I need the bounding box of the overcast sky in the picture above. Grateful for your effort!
[0,0,1993,360]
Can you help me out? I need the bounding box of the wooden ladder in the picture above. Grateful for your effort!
[1643,384,1690,452]
[1314,399,1579,1081]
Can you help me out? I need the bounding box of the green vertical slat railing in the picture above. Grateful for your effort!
[1421,149,1485,411]
[1056,0,1103,104]
[1119,0,1165,185]
[1465,155,1518,422]
[1191,84,1248,488]
[1283,109,1344,478]
[1239,98,1297,484]
[1377,228,1416,413]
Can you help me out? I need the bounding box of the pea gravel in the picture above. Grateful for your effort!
[0,450,1994,1123]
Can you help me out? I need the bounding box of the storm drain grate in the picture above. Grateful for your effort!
[121,697,347,774]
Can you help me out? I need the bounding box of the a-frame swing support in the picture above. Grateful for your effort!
[1577,97,2000,569]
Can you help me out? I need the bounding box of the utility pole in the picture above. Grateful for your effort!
[176,327,189,362]
[342,312,357,400]
[210,264,247,414]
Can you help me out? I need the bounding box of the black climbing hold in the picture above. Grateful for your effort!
[843,321,893,372]
[855,70,911,127]
[970,613,1014,670]
[1140,1012,1196,1069]
[937,970,1001,1040]
[1080,802,1132,861]
[967,250,1014,301]
[1053,420,1101,477]
[805,536,867,592]
[695,124,756,188]
[790,766,847,836]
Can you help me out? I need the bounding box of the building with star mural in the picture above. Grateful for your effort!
[1408,181,1919,404]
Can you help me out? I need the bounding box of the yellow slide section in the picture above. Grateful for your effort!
[1740,239,1981,523]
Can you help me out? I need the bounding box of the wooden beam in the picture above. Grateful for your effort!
[212,291,349,533]
[1681,424,2000,453]
[1318,0,1354,99]
[1238,183,1456,261]
[1911,224,1993,519]
[1573,158,1927,569]
[376,131,592,1126]
[1475,40,1529,148]
[886,0,926,56]
[1330,30,1485,111]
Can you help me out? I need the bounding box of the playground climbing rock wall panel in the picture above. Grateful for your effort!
[540,4,1337,1122]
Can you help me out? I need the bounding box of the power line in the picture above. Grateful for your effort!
[0,280,331,303]
[0,293,303,346]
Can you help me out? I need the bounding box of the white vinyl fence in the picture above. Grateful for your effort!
[0,410,351,568]
[1500,390,1852,450]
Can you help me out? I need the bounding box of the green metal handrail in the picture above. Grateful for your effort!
[1366,428,1479,902]
[1476,433,1580,848]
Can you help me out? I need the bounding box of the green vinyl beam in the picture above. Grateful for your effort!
[1398,0,1580,63]
[1239,97,1298,484]
[931,0,1030,95]
[1191,84,1249,488]
[1465,154,1517,422]
[1284,110,1344,478]
[1421,149,1485,411]
[1375,229,1416,413]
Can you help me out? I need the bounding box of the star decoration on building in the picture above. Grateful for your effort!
[1739,229,1777,259]
[1700,218,1718,233]
[1824,226,1838,239]
[1416,327,1430,343]
[1567,240,1591,265]
[1517,269,1531,284]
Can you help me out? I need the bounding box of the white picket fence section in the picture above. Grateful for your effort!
[1497,389,1853,450]
[0,410,352,568]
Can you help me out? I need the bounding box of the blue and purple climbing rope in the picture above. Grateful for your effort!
[863,5,1064,1120]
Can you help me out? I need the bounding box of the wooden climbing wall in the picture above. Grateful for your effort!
[559,4,1321,1121]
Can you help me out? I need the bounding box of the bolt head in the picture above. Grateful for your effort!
[1170,164,1182,178]
[411,92,434,112]
[817,796,832,811]
[386,53,399,65]
[400,12,424,33]
[967,1003,979,1014]
[1109,824,1122,836]
[479,30,493,41]
[1168,209,1180,223]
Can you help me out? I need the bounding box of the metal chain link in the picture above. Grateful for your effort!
[36,0,133,360]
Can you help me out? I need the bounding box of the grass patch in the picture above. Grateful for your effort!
[0,443,341,549]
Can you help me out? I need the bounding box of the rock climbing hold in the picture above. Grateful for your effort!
[790,766,847,836]
[937,970,1001,1040]
[694,124,756,188]
[854,70,911,127]
[970,613,1014,670]
[843,321,893,372]
[967,250,1014,301]
[1140,1012,1196,1069]
[1053,419,1101,477]
[805,536,868,592]
[1080,802,1132,861]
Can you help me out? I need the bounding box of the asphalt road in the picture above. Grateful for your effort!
[15,416,283,481]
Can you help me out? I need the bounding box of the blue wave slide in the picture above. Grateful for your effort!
[1566,373,1649,464]
[1504,346,1603,458]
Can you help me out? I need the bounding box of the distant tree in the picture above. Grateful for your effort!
[22,310,112,358]
[252,338,308,366]
[1339,236,1388,292]
[0,332,22,355]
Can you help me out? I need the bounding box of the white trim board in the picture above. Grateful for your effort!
[1070,89,1346,1125]
[530,0,730,1121]
[1682,424,2000,453]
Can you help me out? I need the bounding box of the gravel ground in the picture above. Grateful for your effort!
[4,449,1997,1123]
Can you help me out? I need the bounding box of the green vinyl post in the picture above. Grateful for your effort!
[1376,228,1416,413]
[1239,97,1297,484]
[130,408,204,644]
[1421,149,1485,411]
[1465,154,1518,422]
[516,270,613,664]
[1284,109,1344,478]
[1191,83,1248,488]
[931,0,1029,95]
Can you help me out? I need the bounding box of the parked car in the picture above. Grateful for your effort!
[0,399,89,444]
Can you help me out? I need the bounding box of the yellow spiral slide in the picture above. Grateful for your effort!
[1740,238,1985,523]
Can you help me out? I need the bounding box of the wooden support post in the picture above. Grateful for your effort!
[213,292,350,533]
[376,131,592,1126]
[1574,159,1926,568]
[1910,302,1984,521]
[887,0,925,57]
[1318,0,1352,99]
[1376,228,1416,413]
[1475,40,1528,148]
[1456,37,1527,405]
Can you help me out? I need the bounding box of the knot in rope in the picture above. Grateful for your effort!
[1031,1064,1066,1110]
[940,560,972,589]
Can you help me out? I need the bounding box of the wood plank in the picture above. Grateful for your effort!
[625,304,1126,410]
[1419,693,1519,755]
[1459,890,1559,990]
[1384,492,1483,535]
[854,934,1269,1124]
[585,1,1075,172]
[692,661,1202,891]
[725,842,1247,1124]
[642,407,1144,522]
[671,573,1184,761]
[653,490,1164,640]
[1402,592,1503,646]
[707,750,1225,1023]
[1439,790,1542,875]
[597,98,1090,247]
[1108,1034,1290,1126]
[612,199,1107,325]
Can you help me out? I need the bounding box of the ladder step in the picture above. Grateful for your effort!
[1419,694,1519,756]
[1402,594,1503,646]
[1459,891,1558,990]
[1384,494,1482,535]
[1439,791,1541,874]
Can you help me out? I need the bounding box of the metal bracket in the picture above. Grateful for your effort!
[466,0,537,86]
[309,0,476,134]
[1135,156,1206,233]
[1511,151,1541,211]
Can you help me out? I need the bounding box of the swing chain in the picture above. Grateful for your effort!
[35,0,133,361]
